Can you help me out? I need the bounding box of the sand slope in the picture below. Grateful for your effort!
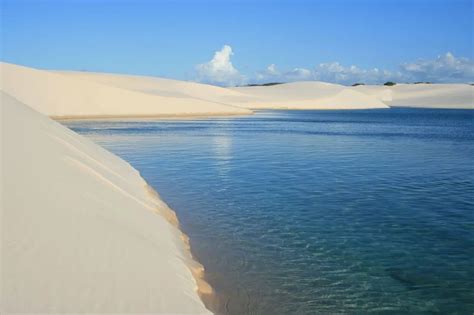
[57,70,250,104]
[3,62,470,113]
[353,84,473,109]
[58,73,390,110]
[387,84,473,109]
[0,62,252,118]
[1,92,211,314]
[231,82,390,109]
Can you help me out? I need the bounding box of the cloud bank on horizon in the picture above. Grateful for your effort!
[196,46,474,86]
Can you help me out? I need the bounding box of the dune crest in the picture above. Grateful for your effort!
[231,81,390,109]
[0,62,252,118]
[59,73,391,110]
[3,62,470,113]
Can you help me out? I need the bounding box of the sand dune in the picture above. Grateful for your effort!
[233,82,472,110]
[57,70,250,103]
[1,92,211,313]
[0,62,252,118]
[3,62,469,114]
[353,84,473,109]
[63,74,390,110]
[231,81,390,109]
[387,84,473,109]
[58,72,390,110]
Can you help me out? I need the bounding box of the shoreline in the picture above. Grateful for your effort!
[53,111,254,121]
[2,92,213,314]
[145,185,217,312]
[53,105,473,125]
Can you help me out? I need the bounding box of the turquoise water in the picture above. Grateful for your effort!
[66,109,474,314]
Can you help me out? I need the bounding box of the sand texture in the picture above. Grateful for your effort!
[1,92,212,314]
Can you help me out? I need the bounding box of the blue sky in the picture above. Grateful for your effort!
[1,0,473,85]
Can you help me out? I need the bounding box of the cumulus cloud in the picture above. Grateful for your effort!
[313,62,402,85]
[400,52,474,83]
[255,62,401,85]
[195,45,246,86]
[254,52,473,85]
[195,48,473,86]
[256,64,313,82]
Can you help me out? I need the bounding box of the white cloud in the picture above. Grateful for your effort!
[263,64,279,76]
[400,52,474,83]
[256,64,280,81]
[253,52,473,85]
[195,48,473,86]
[287,68,313,80]
[195,45,246,86]
[256,64,313,82]
[313,62,402,85]
[255,61,400,85]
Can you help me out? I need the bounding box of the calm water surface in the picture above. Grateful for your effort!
[65,109,474,314]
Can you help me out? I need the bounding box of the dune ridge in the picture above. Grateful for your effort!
[58,73,391,110]
[230,81,390,109]
[3,62,471,114]
[386,84,472,109]
[1,92,213,313]
[0,62,252,118]
[58,70,472,110]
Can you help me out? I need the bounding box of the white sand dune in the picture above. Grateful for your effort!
[349,85,394,103]
[387,84,473,109]
[233,82,472,109]
[353,84,473,109]
[1,92,212,313]
[0,62,252,118]
[3,62,470,113]
[231,81,390,109]
[57,70,250,104]
[58,72,389,110]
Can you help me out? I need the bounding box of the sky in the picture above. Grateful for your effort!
[1,0,473,86]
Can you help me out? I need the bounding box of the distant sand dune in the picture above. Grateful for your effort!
[231,81,390,109]
[2,62,471,114]
[388,84,473,109]
[58,73,391,110]
[0,62,252,118]
[58,72,375,109]
[353,84,473,109]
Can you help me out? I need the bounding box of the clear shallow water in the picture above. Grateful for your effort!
[65,109,474,314]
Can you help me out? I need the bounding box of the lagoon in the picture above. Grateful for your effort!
[66,108,474,314]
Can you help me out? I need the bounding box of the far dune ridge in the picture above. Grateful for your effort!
[0,62,252,118]
[62,71,472,110]
[2,92,212,314]
[353,84,473,109]
[386,84,473,109]
[1,62,472,119]
[231,81,390,109]
[59,72,391,110]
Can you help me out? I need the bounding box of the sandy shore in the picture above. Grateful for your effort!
[2,92,213,313]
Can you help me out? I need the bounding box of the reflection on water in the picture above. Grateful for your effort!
[212,134,233,178]
[65,109,474,314]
